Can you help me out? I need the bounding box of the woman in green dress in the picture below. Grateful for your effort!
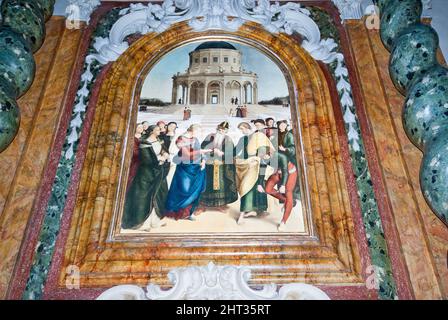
[122,125,170,230]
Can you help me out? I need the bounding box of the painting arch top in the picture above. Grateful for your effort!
[90,0,342,65]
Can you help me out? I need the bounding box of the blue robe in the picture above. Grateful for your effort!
[165,163,206,217]
[164,136,206,219]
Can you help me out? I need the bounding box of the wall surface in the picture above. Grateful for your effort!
[346,20,447,298]
[56,0,448,54]
[54,0,448,57]
[0,17,84,299]
[0,1,446,300]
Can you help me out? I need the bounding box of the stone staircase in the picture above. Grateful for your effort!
[137,104,293,143]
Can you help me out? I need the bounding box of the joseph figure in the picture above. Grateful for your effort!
[200,121,238,209]
[234,122,275,224]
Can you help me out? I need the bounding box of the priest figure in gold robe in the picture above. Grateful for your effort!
[200,121,238,209]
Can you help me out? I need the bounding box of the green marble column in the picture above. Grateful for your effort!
[0,79,20,151]
[0,0,55,153]
[375,0,448,225]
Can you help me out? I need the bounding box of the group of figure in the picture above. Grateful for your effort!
[234,118,300,230]
[183,106,191,120]
[122,117,300,232]
[229,105,248,118]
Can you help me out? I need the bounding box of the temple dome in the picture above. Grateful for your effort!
[194,41,237,51]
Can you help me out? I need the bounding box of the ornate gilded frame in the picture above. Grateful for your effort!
[60,21,362,288]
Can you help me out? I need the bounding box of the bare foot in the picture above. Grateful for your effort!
[244,211,257,218]
[151,219,167,229]
[215,206,228,213]
[237,213,245,225]
[194,207,206,215]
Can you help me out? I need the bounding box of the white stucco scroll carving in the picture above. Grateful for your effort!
[65,0,101,23]
[97,262,330,300]
[90,0,333,65]
[332,0,363,21]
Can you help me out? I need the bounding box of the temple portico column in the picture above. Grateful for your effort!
[204,80,208,105]
[254,84,258,104]
[172,81,178,105]
[222,82,226,106]
[243,85,246,104]
[181,85,185,104]
[186,83,191,105]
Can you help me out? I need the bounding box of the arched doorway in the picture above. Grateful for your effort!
[226,80,241,105]
[173,82,188,104]
[189,81,205,104]
[244,82,253,104]
[207,81,222,104]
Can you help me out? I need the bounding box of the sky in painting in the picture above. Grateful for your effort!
[140,41,290,102]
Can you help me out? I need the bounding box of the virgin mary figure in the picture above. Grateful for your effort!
[164,124,211,220]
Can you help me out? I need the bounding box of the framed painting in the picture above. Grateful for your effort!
[116,39,310,237]
[57,5,365,292]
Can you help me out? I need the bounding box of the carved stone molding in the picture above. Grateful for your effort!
[97,262,331,300]
[422,0,432,11]
[421,0,432,17]
[65,0,101,23]
[90,0,339,65]
[332,0,364,21]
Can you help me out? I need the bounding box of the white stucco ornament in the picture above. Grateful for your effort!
[65,0,101,23]
[332,0,363,21]
[421,0,433,17]
[90,0,337,65]
[97,262,330,300]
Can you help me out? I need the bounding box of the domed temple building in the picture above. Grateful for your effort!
[0,0,447,302]
[172,41,258,106]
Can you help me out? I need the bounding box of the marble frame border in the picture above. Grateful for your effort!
[56,20,365,289]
